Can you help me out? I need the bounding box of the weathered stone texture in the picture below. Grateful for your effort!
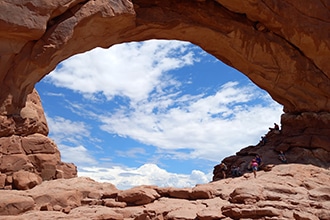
[0,90,76,189]
[12,170,43,190]
[213,112,330,181]
[0,164,329,219]
[0,0,329,113]
[117,186,161,205]
[0,0,329,204]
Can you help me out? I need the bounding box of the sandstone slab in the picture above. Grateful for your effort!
[0,164,328,219]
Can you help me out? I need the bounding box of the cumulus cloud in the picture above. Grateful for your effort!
[46,115,90,144]
[78,163,212,190]
[46,115,98,166]
[59,145,98,166]
[98,81,282,162]
[46,40,196,103]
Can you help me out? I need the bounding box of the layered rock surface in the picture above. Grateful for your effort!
[0,89,77,190]
[0,0,329,114]
[0,164,329,219]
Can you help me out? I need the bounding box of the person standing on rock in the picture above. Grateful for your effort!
[219,162,227,179]
[231,165,241,177]
[259,135,267,146]
[250,159,259,178]
[269,123,280,134]
[278,151,288,163]
[255,154,263,167]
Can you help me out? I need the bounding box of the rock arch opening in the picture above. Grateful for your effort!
[36,39,283,189]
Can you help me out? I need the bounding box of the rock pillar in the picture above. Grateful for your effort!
[0,89,77,190]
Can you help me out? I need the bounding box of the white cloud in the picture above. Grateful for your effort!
[45,115,99,166]
[98,81,283,162]
[46,40,196,103]
[59,145,98,166]
[78,163,212,190]
[115,147,147,158]
[46,115,90,145]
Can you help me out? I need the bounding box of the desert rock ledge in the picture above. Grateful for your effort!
[0,164,329,219]
[0,0,329,188]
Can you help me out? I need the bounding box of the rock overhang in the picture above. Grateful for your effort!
[0,0,329,114]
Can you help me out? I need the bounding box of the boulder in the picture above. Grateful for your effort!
[28,187,83,212]
[167,187,192,199]
[12,170,42,190]
[0,191,34,215]
[26,176,119,211]
[191,184,217,199]
[229,185,264,204]
[0,154,30,173]
[117,186,160,205]
[21,133,58,154]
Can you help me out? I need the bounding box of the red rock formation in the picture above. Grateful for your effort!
[0,90,77,190]
[0,164,329,219]
[0,0,329,188]
[0,0,329,113]
[213,112,330,181]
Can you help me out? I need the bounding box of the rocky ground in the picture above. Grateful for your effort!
[1,163,329,220]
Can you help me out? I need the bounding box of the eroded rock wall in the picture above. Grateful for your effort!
[0,0,329,114]
[213,112,330,181]
[0,89,77,190]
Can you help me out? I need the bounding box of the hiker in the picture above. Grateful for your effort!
[250,159,258,178]
[278,151,287,163]
[231,165,241,177]
[255,154,263,167]
[269,123,280,134]
[260,135,267,146]
[219,162,227,179]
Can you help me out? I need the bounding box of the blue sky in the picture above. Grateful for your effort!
[36,40,283,189]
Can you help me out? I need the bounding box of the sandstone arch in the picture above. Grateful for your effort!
[0,0,329,188]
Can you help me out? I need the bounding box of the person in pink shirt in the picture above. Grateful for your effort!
[250,159,259,178]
